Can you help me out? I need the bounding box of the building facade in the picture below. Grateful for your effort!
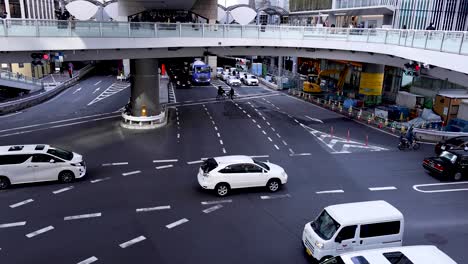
[394,0,468,31]
[1,0,56,19]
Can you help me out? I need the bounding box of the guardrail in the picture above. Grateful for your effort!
[121,105,167,129]
[0,19,467,55]
[0,69,43,87]
[0,64,94,114]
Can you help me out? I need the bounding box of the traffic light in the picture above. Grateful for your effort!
[31,53,50,66]
[403,61,420,76]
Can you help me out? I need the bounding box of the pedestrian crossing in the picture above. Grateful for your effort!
[301,124,389,154]
[88,82,130,106]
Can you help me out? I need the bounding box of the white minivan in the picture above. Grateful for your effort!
[319,245,457,264]
[302,200,404,262]
[0,145,86,189]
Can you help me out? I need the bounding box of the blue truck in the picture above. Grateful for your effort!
[191,60,211,85]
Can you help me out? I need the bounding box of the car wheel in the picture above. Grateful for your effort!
[0,177,10,190]
[59,171,75,183]
[215,183,229,197]
[267,179,281,192]
[454,172,463,181]
[413,142,421,150]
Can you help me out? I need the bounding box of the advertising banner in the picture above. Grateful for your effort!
[359,73,384,95]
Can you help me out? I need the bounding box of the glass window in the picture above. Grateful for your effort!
[360,221,400,238]
[245,164,263,173]
[0,154,31,165]
[32,154,62,163]
[201,158,218,173]
[382,251,414,264]
[439,151,458,164]
[336,225,357,241]
[47,148,73,161]
[350,256,370,264]
[253,159,269,171]
[311,210,341,240]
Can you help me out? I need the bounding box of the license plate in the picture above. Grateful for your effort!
[306,248,312,256]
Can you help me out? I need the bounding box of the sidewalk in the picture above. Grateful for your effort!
[41,69,82,91]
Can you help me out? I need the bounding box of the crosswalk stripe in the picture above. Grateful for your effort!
[88,82,130,106]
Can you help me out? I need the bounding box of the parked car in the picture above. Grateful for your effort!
[197,155,288,196]
[319,245,456,264]
[302,200,404,263]
[242,74,259,86]
[423,149,468,181]
[226,76,242,87]
[0,145,86,189]
[435,136,468,155]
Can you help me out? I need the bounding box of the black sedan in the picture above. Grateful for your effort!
[435,136,468,155]
[423,149,468,181]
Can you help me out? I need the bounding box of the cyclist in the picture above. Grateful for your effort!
[217,86,225,99]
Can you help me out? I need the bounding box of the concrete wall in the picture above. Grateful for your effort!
[11,63,33,78]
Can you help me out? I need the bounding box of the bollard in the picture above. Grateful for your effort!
[399,112,404,122]
[392,126,396,133]
[317,98,320,104]
[330,126,334,138]
[365,135,368,146]
[401,125,406,133]
[367,115,372,124]
[347,129,350,142]
[331,103,335,111]
[348,106,353,117]
[384,118,388,127]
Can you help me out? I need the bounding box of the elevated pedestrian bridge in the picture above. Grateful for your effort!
[1,19,467,77]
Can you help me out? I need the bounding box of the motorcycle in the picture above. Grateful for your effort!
[398,136,420,150]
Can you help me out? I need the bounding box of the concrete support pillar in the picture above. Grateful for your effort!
[130,58,160,117]
[359,63,385,103]
[292,57,298,76]
[278,56,283,77]
[123,59,130,77]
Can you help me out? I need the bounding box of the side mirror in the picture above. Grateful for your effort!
[49,159,55,163]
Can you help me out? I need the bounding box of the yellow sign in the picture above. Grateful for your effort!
[359,73,384,95]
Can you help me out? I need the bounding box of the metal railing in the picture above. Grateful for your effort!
[335,0,398,9]
[0,19,467,55]
[0,69,43,87]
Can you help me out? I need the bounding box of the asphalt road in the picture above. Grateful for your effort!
[0,77,466,264]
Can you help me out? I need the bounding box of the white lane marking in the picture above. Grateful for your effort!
[293,119,300,123]
[247,114,251,118]
[187,160,203,165]
[282,140,288,146]
[252,119,257,123]
[305,115,324,123]
[10,199,34,208]
[262,130,267,135]
[176,116,179,121]
[266,122,271,126]
[274,144,280,150]
[64,213,102,221]
[250,155,270,158]
[201,199,232,205]
[289,148,294,154]
[243,110,247,114]
[53,186,74,194]
[211,120,215,125]
[0,111,22,118]
[271,127,276,132]
[222,148,227,154]
[316,190,344,194]
[217,133,221,137]
[214,126,218,131]
[153,159,178,163]
[177,133,180,139]
[92,87,100,94]
[166,218,189,229]
[248,102,252,105]
[262,116,266,120]
[177,121,180,125]
[0,221,27,228]
[219,140,224,145]
[261,194,291,200]
[156,165,173,170]
[290,153,312,157]
[276,133,281,138]
[94,80,102,86]
[122,170,141,176]
[102,162,128,166]
[77,256,98,264]
[72,87,82,94]
[202,204,223,214]
[88,83,130,106]
[369,186,397,191]
[268,137,273,142]
[90,177,111,183]
[257,124,262,129]
[413,181,468,193]
[119,236,146,248]
[26,226,54,238]
[184,100,194,103]
[48,115,120,129]
[136,205,171,213]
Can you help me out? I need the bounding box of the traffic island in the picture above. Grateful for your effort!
[120,107,168,130]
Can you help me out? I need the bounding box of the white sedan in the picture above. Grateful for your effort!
[226,76,242,87]
[197,155,288,196]
[243,74,259,86]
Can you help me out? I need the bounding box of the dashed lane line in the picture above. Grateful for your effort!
[214,126,218,131]
[217,133,221,137]
[122,170,141,176]
[156,165,173,170]
[0,221,27,228]
[268,137,273,142]
[201,199,232,205]
[26,226,54,238]
[262,130,267,135]
[250,155,269,158]
[305,115,324,123]
[219,139,224,145]
[53,186,74,194]
[153,159,178,163]
[77,256,98,264]
[316,190,344,194]
[102,162,128,167]
[222,148,227,154]
[166,218,189,229]
[119,236,146,248]
[187,160,204,165]
[94,80,102,86]
[369,186,397,191]
[282,140,288,146]
[203,204,223,214]
[90,177,111,183]
[274,144,280,150]
[260,194,291,200]
[276,133,281,138]
[136,205,171,213]
[64,213,102,221]
[290,153,312,157]
[9,199,34,208]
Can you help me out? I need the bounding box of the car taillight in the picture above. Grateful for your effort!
[434,164,444,171]
[423,159,430,164]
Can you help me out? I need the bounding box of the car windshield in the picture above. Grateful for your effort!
[440,151,458,164]
[447,137,468,145]
[311,210,341,240]
[201,158,218,173]
[253,159,269,171]
[196,66,210,73]
[47,147,74,161]
[320,257,345,264]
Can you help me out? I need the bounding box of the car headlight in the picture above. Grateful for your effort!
[315,241,324,249]
[441,145,446,150]
[177,81,180,85]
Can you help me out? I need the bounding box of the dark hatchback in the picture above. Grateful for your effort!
[435,136,468,155]
[423,149,468,181]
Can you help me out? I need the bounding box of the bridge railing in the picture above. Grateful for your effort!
[0,69,43,87]
[1,19,467,55]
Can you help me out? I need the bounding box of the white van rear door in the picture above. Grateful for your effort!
[356,221,403,251]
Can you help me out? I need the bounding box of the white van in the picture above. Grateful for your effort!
[319,245,457,264]
[0,145,86,189]
[302,200,404,262]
